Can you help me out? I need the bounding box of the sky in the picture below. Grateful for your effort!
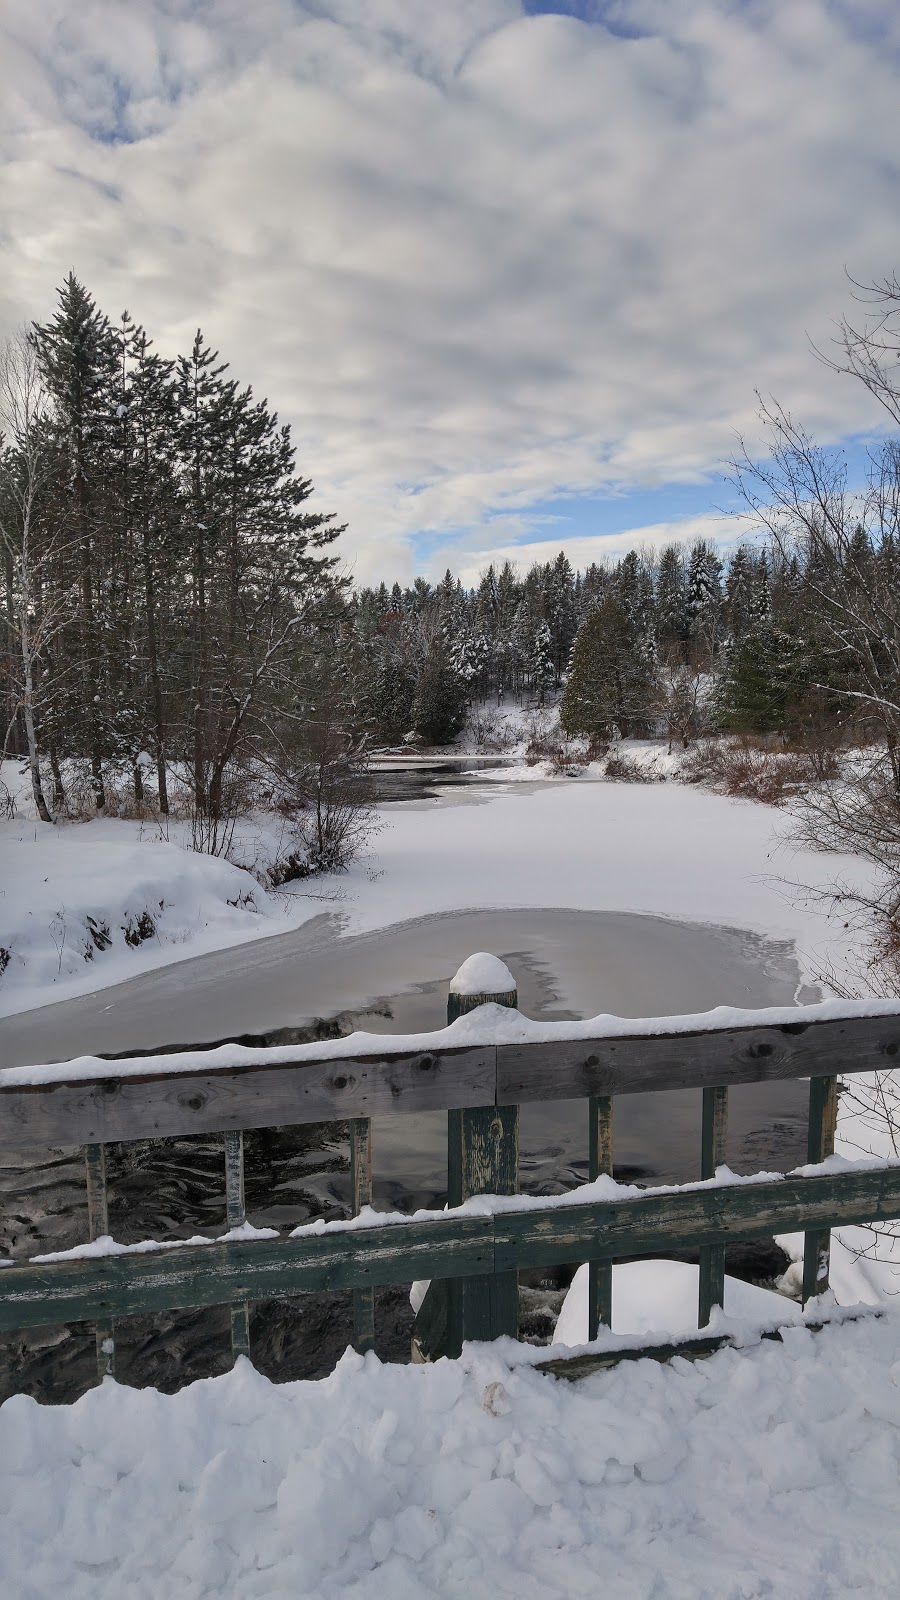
[2,0,900,586]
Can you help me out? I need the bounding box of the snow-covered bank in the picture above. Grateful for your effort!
[2,1315,900,1599]
[0,760,881,1017]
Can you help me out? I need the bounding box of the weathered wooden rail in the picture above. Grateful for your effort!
[1,958,899,1384]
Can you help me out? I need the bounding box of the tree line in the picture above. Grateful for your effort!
[3,273,900,933]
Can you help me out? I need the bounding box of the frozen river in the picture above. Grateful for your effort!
[0,765,819,1398]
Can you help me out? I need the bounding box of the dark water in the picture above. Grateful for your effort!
[368,756,512,803]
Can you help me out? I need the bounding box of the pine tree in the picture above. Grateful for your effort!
[560,594,657,739]
[32,273,119,806]
[411,636,467,744]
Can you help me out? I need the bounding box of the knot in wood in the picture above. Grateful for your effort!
[747,1041,774,1059]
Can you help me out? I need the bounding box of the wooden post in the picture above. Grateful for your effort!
[84,1142,114,1380]
[224,1130,251,1359]
[350,1117,375,1353]
[588,1095,614,1338]
[412,954,519,1359]
[698,1085,728,1327]
[802,1075,838,1305]
[446,954,519,1354]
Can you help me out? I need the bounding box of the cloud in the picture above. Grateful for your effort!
[2,0,900,582]
[450,510,756,588]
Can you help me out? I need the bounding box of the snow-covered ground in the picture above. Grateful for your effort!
[2,1313,900,1599]
[3,744,900,1593]
[0,752,879,1017]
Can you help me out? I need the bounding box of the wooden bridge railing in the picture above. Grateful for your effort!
[1,958,900,1383]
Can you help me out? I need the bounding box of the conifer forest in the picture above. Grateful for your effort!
[3,276,900,940]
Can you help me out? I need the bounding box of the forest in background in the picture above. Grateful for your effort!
[2,275,900,974]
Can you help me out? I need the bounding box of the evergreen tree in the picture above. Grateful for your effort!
[411,636,467,744]
[32,273,119,806]
[560,594,658,739]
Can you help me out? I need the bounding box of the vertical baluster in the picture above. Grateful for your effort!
[84,1142,114,1380]
[444,958,519,1357]
[224,1130,251,1360]
[698,1086,728,1327]
[802,1075,838,1305]
[588,1094,614,1339]
[350,1117,375,1354]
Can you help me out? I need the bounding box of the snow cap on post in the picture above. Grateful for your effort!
[450,953,516,997]
[448,953,517,1024]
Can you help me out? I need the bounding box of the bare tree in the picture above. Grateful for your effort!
[0,333,68,822]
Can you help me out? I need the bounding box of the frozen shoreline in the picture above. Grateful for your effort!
[0,764,879,1030]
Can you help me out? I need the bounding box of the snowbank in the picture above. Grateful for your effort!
[0,814,298,1016]
[2,1316,900,1598]
[553,1258,801,1345]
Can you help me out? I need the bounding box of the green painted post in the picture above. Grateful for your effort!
[698,1086,728,1327]
[224,1130,251,1359]
[588,1095,614,1338]
[425,954,519,1358]
[84,1142,114,1380]
[350,1118,375,1353]
[802,1075,838,1305]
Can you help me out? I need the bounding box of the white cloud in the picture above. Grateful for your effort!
[2,0,900,582]
[449,510,756,588]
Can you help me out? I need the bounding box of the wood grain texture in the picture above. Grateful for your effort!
[84,1142,114,1379]
[0,1215,495,1331]
[0,1047,497,1152]
[4,1166,900,1335]
[698,1086,728,1328]
[224,1131,250,1360]
[4,1015,900,1153]
[802,1075,838,1306]
[350,1118,375,1354]
[494,1165,900,1272]
[588,1095,614,1339]
[496,1015,900,1105]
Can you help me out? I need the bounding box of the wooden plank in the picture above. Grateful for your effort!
[496,1014,900,1106]
[224,1130,251,1360]
[4,1165,900,1335]
[0,1215,495,1331]
[536,1307,881,1380]
[3,1015,899,1153]
[84,1142,114,1381]
[802,1075,838,1305]
[0,1046,497,1152]
[698,1086,728,1327]
[495,1164,900,1272]
[588,1095,614,1338]
[350,1118,375,1354]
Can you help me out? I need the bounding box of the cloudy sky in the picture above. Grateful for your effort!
[3,0,900,584]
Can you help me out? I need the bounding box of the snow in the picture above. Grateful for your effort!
[3,992,899,1087]
[448,951,516,995]
[0,752,882,1017]
[31,1222,279,1265]
[3,1315,900,1597]
[553,1259,801,1345]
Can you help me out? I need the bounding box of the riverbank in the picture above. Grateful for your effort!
[0,760,878,1021]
